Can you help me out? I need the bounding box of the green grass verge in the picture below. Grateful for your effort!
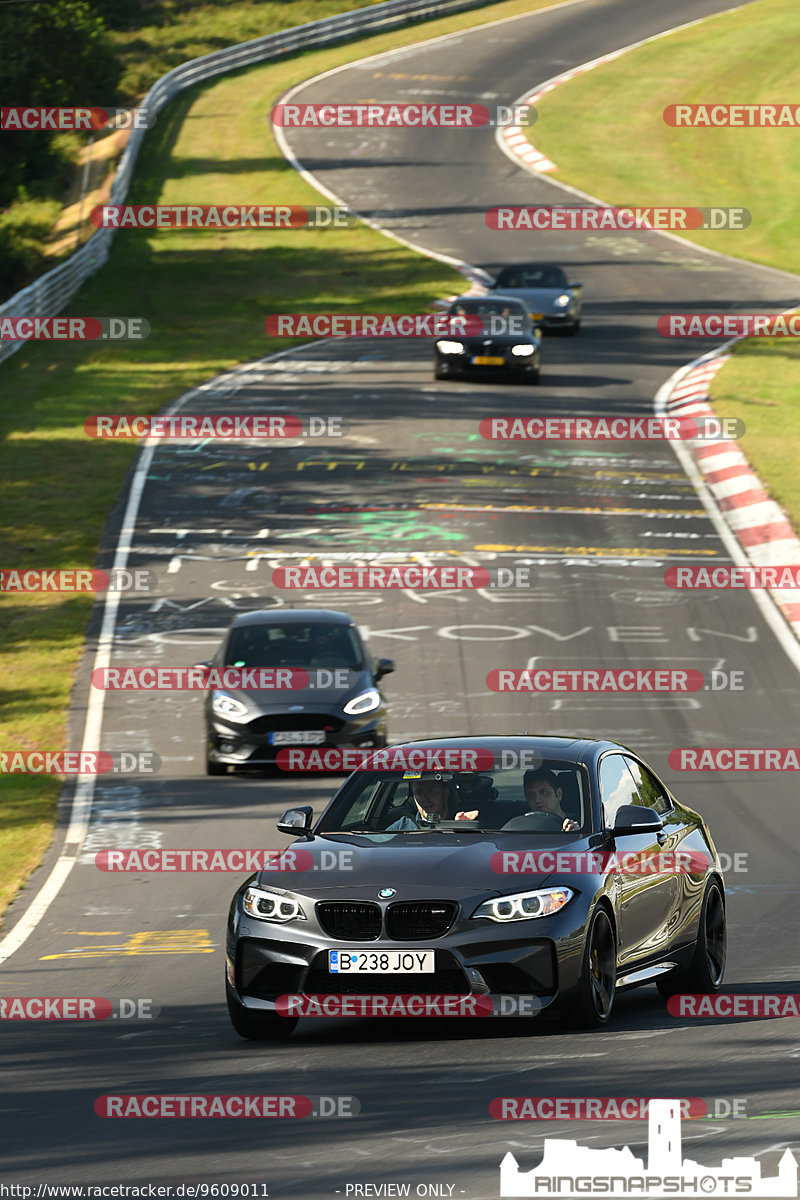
[525,0,800,538]
[0,0,570,921]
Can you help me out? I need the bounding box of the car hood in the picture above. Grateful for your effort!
[492,285,569,304]
[258,832,589,897]
[216,670,369,714]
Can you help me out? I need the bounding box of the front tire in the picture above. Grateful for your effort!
[226,983,298,1041]
[657,879,726,999]
[562,906,616,1028]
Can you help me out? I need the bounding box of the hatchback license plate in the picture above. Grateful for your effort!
[270,730,325,745]
[329,950,435,973]
[472,355,504,366]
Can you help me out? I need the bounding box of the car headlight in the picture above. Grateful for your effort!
[553,293,571,308]
[212,691,249,721]
[436,340,465,354]
[242,886,306,924]
[343,688,381,716]
[472,887,574,923]
[510,344,535,356]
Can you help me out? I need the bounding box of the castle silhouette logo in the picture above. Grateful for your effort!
[500,1099,798,1197]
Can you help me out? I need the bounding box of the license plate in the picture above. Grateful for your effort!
[531,313,544,320]
[471,355,504,366]
[269,730,326,745]
[329,949,435,974]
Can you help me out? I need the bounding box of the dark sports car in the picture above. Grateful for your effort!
[488,262,582,333]
[433,295,541,383]
[202,609,394,774]
[225,735,726,1038]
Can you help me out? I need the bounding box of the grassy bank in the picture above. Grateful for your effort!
[0,0,569,920]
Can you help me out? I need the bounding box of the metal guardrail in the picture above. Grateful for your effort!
[0,0,498,364]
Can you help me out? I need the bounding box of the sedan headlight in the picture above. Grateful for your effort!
[212,691,249,721]
[472,887,574,923]
[553,293,571,308]
[510,344,535,356]
[343,688,381,716]
[243,886,306,924]
[436,340,465,354]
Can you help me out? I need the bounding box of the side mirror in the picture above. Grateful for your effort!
[374,657,396,681]
[612,804,662,836]
[569,281,582,289]
[277,806,314,840]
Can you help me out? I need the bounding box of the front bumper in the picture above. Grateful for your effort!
[207,711,385,766]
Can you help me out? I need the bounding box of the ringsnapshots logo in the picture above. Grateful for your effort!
[479,415,745,441]
[83,415,345,439]
[0,317,150,341]
[271,101,535,127]
[0,751,160,775]
[1,106,154,130]
[1,568,156,593]
[498,1098,798,1197]
[486,205,750,231]
[271,564,535,591]
[91,205,356,229]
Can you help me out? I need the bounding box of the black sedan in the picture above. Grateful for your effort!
[225,735,726,1038]
[488,262,582,333]
[433,295,541,383]
[202,609,394,774]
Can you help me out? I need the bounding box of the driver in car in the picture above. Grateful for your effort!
[523,767,579,832]
[386,774,478,830]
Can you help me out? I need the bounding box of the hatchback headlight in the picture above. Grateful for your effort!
[554,293,571,308]
[243,886,306,924]
[511,344,535,356]
[436,340,465,354]
[472,887,574,923]
[343,688,381,716]
[212,691,249,721]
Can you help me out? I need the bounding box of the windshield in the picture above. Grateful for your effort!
[316,762,590,835]
[495,266,567,289]
[224,622,365,670]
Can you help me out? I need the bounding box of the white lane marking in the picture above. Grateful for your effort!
[0,344,320,964]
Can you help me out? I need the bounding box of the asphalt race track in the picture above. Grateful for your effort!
[2,0,800,1196]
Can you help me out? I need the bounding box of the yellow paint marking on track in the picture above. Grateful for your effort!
[474,545,720,557]
[41,930,215,960]
[421,503,705,516]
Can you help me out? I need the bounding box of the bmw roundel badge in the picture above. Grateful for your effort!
[378,888,396,899]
